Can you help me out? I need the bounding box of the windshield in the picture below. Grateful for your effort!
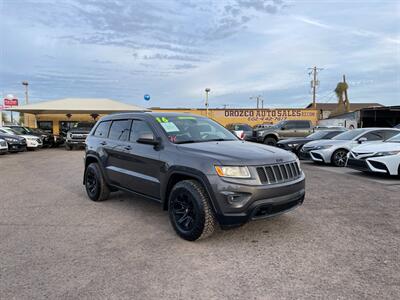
[307,131,331,139]
[9,127,29,134]
[332,129,367,141]
[386,133,400,143]
[74,122,94,128]
[155,115,237,144]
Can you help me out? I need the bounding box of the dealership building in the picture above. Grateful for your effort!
[8,98,319,135]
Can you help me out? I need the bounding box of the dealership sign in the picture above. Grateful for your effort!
[214,109,318,125]
[3,95,18,108]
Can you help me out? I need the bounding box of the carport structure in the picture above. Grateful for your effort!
[8,98,149,135]
[359,105,400,127]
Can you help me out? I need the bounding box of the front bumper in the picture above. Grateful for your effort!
[26,140,43,148]
[208,173,306,227]
[66,139,86,146]
[347,157,397,175]
[309,149,333,163]
[7,143,27,152]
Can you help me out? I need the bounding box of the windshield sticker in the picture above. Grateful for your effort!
[177,116,196,120]
[156,117,169,123]
[160,122,179,132]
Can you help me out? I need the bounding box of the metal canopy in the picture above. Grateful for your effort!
[7,98,150,114]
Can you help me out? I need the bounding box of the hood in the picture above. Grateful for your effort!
[0,133,25,142]
[352,142,400,153]
[303,139,349,148]
[20,134,41,139]
[177,140,296,165]
[278,137,311,145]
[69,127,92,134]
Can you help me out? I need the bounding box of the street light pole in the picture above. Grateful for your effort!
[22,81,29,126]
[205,88,210,118]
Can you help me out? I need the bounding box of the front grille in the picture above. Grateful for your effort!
[256,162,301,184]
[71,134,87,139]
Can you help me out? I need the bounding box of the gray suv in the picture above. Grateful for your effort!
[255,120,313,145]
[84,113,305,241]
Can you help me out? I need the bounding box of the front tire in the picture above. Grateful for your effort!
[263,137,277,146]
[65,144,72,150]
[85,163,110,201]
[331,149,348,167]
[168,180,216,241]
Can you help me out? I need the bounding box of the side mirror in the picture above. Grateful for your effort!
[358,137,367,144]
[136,132,159,146]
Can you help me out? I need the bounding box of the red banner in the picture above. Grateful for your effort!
[4,98,18,107]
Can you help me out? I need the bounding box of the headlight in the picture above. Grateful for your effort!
[215,166,251,178]
[27,137,37,141]
[258,131,264,136]
[315,145,332,150]
[4,137,17,142]
[67,132,72,138]
[288,143,299,148]
[296,158,302,171]
[373,150,400,157]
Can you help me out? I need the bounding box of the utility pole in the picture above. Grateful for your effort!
[250,95,262,109]
[308,66,323,109]
[205,88,210,118]
[342,75,350,112]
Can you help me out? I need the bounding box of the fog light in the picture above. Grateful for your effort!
[220,191,251,208]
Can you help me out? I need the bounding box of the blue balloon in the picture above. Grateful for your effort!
[144,94,151,101]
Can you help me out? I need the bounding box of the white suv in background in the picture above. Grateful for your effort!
[0,138,8,154]
[347,133,400,176]
[0,127,43,150]
[301,128,400,167]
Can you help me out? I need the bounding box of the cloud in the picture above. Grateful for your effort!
[0,0,399,107]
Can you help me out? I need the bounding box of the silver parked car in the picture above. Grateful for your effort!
[301,128,400,167]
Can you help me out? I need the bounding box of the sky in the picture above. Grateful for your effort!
[0,0,399,109]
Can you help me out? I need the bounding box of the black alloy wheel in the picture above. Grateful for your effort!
[332,149,348,167]
[171,190,197,232]
[86,167,98,197]
[85,163,110,201]
[168,180,216,241]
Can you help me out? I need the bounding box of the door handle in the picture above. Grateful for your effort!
[100,141,107,145]
[124,145,132,150]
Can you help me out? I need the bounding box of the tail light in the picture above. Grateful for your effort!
[240,132,244,140]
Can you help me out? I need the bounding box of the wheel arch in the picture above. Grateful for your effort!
[162,169,220,215]
[83,154,104,184]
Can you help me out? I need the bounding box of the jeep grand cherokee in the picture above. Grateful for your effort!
[84,113,305,241]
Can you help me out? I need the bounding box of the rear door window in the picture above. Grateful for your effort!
[94,121,111,138]
[109,120,132,141]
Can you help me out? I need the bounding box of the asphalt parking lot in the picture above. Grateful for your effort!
[1,149,399,299]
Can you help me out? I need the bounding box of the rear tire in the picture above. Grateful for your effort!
[331,149,348,167]
[168,180,216,241]
[263,137,277,146]
[85,163,110,201]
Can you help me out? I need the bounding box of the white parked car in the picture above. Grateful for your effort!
[301,128,400,167]
[0,127,43,150]
[0,138,8,154]
[347,133,400,176]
